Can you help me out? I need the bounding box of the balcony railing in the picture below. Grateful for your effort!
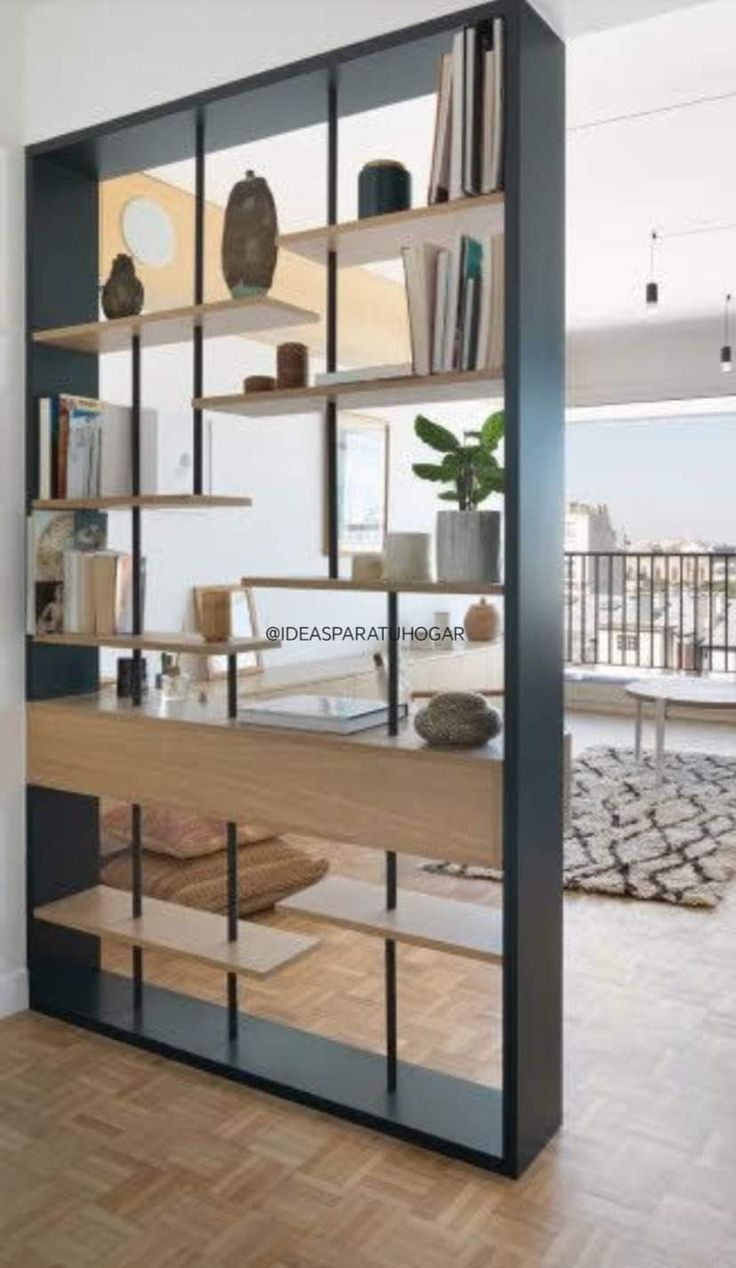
[564,551,736,672]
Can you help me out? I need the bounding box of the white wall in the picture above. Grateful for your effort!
[0,0,27,1017]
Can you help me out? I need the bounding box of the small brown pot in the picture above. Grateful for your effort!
[463,597,500,642]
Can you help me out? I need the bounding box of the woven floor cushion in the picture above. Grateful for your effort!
[101,802,276,859]
[100,837,328,915]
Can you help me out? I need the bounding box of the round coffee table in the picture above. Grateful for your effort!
[626,676,736,779]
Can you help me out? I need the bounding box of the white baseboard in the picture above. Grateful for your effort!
[0,967,28,1018]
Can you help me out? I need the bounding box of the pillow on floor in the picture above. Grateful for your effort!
[100,837,328,915]
[101,802,276,859]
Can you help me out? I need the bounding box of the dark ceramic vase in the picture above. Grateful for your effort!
[101,253,144,319]
[221,170,278,298]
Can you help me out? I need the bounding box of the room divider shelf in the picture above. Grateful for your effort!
[240,574,503,594]
[34,885,320,977]
[32,494,252,510]
[31,295,320,355]
[279,192,505,267]
[33,631,278,655]
[279,876,503,962]
[196,368,504,417]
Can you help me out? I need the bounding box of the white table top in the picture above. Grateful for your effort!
[626,676,736,707]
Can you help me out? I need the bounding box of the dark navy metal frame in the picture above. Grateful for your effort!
[25,0,564,1177]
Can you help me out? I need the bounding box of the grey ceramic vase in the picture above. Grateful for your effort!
[221,170,278,298]
[414,691,502,748]
[436,509,501,584]
[101,254,144,319]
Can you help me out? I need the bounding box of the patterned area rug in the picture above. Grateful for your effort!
[423,747,736,908]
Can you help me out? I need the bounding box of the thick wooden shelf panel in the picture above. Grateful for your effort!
[34,885,319,977]
[279,876,503,962]
[27,691,503,866]
[279,193,505,267]
[196,368,503,417]
[241,575,503,595]
[31,296,319,355]
[33,631,278,655]
[32,494,252,510]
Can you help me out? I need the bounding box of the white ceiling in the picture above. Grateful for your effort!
[568,0,736,331]
[534,0,707,38]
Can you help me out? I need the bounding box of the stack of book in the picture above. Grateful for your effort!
[428,17,504,204]
[37,395,157,499]
[402,233,504,375]
[27,509,145,637]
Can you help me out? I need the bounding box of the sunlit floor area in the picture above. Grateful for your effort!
[2,711,735,1267]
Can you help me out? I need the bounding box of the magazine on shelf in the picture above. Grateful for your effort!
[428,17,504,205]
[36,395,158,499]
[238,694,408,734]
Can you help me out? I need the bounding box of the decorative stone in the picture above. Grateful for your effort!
[101,253,144,319]
[221,170,278,298]
[414,691,502,748]
[464,597,500,642]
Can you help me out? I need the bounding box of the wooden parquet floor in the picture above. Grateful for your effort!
[3,719,736,1266]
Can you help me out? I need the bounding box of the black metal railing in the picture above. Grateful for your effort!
[564,551,736,672]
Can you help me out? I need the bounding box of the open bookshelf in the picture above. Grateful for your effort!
[26,0,564,1178]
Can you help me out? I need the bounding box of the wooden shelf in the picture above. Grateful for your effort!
[279,193,505,267]
[240,575,503,595]
[31,494,252,510]
[33,631,278,655]
[196,368,503,417]
[34,885,319,977]
[279,876,502,963]
[31,295,319,355]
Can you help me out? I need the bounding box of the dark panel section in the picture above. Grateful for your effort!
[33,969,505,1171]
[26,154,99,697]
[27,786,100,992]
[502,0,565,1176]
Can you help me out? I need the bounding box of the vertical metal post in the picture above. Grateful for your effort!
[226,652,239,1039]
[326,65,339,578]
[726,556,730,673]
[131,333,143,1009]
[385,589,399,1091]
[193,110,205,495]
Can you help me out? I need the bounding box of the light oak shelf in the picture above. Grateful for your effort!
[33,631,278,656]
[196,368,503,418]
[32,494,252,510]
[34,885,319,977]
[279,876,503,963]
[279,192,505,267]
[240,574,503,595]
[31,295,319,355]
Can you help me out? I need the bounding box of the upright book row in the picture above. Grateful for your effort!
[403,233,504,375]
[429,17,505,204]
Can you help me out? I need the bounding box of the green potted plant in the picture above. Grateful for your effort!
[412,410,505,583]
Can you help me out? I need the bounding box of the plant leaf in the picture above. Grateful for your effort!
[414,415,460,453]
[480,411,505,450]
[438,490,461,501]
[412,462,448,482]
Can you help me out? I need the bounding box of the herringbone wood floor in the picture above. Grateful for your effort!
[3,718,736,1266]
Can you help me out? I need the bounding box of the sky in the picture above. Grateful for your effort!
[566,414,736,546]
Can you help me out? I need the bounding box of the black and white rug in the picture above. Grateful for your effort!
[424,747,736,908]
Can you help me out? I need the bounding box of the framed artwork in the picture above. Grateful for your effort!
[326,412,389,555]
[193,585,264,681]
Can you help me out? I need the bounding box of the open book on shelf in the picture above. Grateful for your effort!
[428,17,504,205]
[402,233,503,375]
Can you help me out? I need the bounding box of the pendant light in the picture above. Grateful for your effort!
[721,293,732,373]
[645,230,659,309]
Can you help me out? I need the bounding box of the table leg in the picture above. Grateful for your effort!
[654,698,666,781]
[634,699,643,762]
